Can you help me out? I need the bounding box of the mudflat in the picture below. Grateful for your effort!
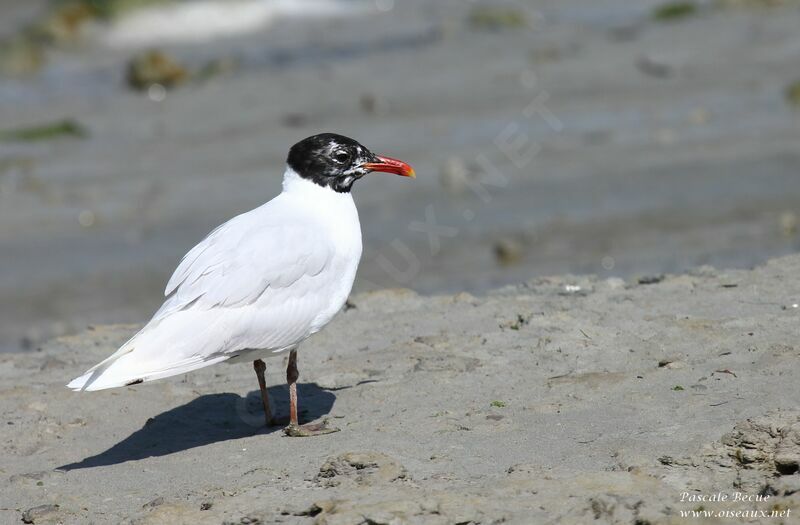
[1,256,798,524]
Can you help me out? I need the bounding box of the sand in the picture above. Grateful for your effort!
[1,255,799,524]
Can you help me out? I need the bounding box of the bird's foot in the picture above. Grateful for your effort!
[283,419,339,437]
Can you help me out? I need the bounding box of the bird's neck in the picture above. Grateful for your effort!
[281,165,355,206]
[280,165,361,248]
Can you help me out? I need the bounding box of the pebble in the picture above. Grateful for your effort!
[127,50,188,91]
[638,274,665,285]
[143,497,165,509]
[21,504,59,524]
[657,357,681,368]
[494,237,524,265]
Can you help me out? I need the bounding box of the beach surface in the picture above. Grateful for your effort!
[1,255,799,524]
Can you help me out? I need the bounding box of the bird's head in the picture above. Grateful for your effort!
[287,133,415,193]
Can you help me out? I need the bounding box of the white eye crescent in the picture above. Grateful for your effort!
[333,150,350,163]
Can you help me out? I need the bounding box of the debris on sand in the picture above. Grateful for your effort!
[637,274,665,285]
[494,237,525,266]
[653,2,699,21]
[0,119,88,142]
[126,49,188,90]
[468,7,528,31]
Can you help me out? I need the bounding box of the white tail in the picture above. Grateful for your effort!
[66,312,233,391]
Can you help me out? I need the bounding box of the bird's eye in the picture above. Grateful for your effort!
[333,150,350,163]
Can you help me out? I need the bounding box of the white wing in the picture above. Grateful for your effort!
[68,198,339,391]
[156,214,332,319]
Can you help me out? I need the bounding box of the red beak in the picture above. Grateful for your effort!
[362,155,416,178]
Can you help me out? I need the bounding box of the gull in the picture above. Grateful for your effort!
[68,133,415,436]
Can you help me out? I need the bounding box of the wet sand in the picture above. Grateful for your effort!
[1,255,799,523]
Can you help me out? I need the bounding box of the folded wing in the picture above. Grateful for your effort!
[68,203,334,391]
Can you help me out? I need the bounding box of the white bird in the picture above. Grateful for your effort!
[68,133,415,436]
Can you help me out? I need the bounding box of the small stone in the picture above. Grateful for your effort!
[638,274,665,285]
[494,237,524,265]
[774,452,799,475]
[127,50,188,91]
[774,424,800,475]
[143,496,165,509]
[21,504,59,524]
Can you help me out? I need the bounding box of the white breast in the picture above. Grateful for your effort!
[221,168,364,359]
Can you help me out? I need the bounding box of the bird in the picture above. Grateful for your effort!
[67,133,415,437]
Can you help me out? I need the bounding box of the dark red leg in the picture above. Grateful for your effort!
[253,359,274,426]
[283,349,339,437]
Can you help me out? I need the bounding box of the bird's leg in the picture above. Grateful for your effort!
[283,349,339,437]
[287,350,300,426]
[253,359,274,427]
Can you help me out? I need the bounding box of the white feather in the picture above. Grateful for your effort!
[68,167,362,391]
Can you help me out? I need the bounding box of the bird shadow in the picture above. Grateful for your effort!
[57,383,335,471]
